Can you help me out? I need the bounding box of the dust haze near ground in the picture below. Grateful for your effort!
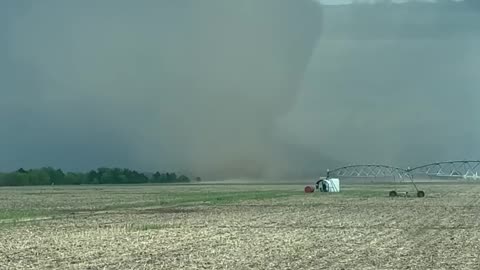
[1,0,479,178]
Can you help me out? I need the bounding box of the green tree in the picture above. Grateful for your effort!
[87,170,99,184]
[152,172,162,183]
[64,173,82,185]
[0,167,190,186]
[100,170,115,184]
[42,167,65,185]
[28,169,51,185]
[17,168,28,174]
[177,175,190,183]
[166,173,177,183]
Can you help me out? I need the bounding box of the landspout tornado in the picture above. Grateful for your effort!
[180,0,324,179]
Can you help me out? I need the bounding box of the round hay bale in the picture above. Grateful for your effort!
[304,186,315,193]
[389,190,397,197]
[417,190,425,198]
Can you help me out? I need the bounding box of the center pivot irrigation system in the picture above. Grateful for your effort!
[305,160,480,198]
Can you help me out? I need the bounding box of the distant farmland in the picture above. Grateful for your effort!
[1,182,480,269]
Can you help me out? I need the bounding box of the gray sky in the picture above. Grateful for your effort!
[1,0,479,179]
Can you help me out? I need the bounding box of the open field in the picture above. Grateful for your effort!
[1,182,480,269]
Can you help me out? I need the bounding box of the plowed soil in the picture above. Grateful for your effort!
[1,183,479,269]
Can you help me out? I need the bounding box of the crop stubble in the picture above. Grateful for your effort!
[0,183,479,269]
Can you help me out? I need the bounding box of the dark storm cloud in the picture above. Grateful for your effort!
[279,0,480,169]
[1,0,479,178]
[1,0,322,178]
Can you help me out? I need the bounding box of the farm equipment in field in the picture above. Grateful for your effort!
[305,164,426,197]
[389,185,425,198]
[315,178,340,193]
[304,177,340,194]
[326,164,425,198]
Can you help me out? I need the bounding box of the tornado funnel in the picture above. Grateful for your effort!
[182,0,324,178]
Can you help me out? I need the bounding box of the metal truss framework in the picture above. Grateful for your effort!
[327,165,411,180]
[326,161,480,180]
[407,160,480,178]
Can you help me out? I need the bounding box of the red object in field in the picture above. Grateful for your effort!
[304,186,315,193]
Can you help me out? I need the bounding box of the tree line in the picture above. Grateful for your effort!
[0,167,196,186]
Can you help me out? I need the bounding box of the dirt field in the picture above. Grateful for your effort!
[1,182,480,269]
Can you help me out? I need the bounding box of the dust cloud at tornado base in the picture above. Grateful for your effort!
[1,0,480,179]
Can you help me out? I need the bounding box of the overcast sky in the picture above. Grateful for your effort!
[1,0,479,179]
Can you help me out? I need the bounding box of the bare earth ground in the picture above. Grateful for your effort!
[1,182,480,269]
